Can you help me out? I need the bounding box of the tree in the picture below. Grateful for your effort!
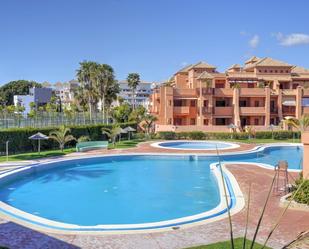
[111,103,132,123]
[93,63,119,123]
[129,105,147,123]
[102,126,122,147]
[127,73,140,110]
[283,114,309,132]
[49,126,76,151]
[76,61,97,121]
[142,113,158,136]
[0,80,41,105]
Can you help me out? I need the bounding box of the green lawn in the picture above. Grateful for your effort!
[0,148,75,162]
[185,238,271,249]
[108,139,145,149]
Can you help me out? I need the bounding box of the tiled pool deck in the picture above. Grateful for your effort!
[0,141,308,249]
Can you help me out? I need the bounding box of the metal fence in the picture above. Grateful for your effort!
[0,112,110,129]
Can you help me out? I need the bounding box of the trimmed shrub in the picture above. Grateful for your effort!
[293,178,309,205]
[157,131,177,140]
[0,122,136,154]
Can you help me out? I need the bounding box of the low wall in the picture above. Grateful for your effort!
[301,132,309,179]
[155,125,274,133]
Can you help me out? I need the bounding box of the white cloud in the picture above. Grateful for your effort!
[249,34,259,48]
[275,33,309,46]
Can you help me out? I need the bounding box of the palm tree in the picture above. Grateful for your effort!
[102,126,122,147]
[76,61,97,122]
[49,126,76,151]
[127,73,140,110]
[93,64,118,123]
[142,113,158,136]
[283,114,309,132]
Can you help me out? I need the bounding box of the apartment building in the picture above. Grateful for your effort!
[113,80,155,108]
[150,57,309,132]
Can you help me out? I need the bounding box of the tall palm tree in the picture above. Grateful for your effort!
[127,73,140,110]
[283,114,309,132]
[93,64,118,123]
[49,126,76,151]
[76,61,97,122]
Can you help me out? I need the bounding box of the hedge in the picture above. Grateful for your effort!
[0,122,137,154]
[157,130,301,141]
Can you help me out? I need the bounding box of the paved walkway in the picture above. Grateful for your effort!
[0,142,308,249]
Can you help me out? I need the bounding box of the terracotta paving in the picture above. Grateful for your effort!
[0,142,308,249]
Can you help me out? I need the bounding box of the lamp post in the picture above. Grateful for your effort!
[6,141,9,162]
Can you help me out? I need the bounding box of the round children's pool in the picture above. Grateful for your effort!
[151,141,240,150]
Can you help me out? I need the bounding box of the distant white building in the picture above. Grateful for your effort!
[13,87,52,114]
[53,80,79,107]
[13,95,34,114]
[113,81,156,108]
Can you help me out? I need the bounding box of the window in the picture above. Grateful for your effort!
[203,100,209,107]
[216,100,226,107]
[280,70,283,73]
[286,70,289,73]
[169,100,172,106]
[190,118,196,125]
[215,118,227,125]
[254,101,260,107]
[203,119,209,125]
[259,70,262,73]
[254,118,259,125]
[190,100,196,107]
[264,70,268,73]
[275,70,278,73]
[239,100,247,107]
[270,70,273,73]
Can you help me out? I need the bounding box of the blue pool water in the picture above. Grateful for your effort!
[0,145,303,227]
[157,141,236,150]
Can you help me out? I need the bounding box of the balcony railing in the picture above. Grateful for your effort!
[173,106,190,114]
[214,88,233,96]
[214,106,233,116]
[240,107,265,115]
[173,89,197,97]
[239,88,266,96]
[282,89,297,96]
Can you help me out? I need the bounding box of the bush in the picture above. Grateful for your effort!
[157,131,177,140]
[0,122,137,154]
[156,130,301,142]
[293,178,309,205]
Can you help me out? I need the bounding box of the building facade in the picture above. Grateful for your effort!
[114,80,155,108]
[14,87,52,114]
[150,57,309,132]
[53,80,79,107]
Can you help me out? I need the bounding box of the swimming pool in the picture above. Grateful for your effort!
[0,144,303,233]
[151,141,240,150]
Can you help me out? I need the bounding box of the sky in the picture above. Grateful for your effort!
[0,0,309,85]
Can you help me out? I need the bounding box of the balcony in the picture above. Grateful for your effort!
[239,88,266,96]
[173,106,190,115]
[202,107,213,115]
[173,89,197,97]
[214,88,233,96]
[214,106,233,116]
[282,89,297,96]
[240,107,265,115]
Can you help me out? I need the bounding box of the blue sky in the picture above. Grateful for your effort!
[0,0,309,85]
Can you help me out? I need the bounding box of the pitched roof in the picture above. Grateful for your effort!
[255,57,292,67]
[291,66,309,74]
[177,64,193,73]
[228,64,242,69]
[197,71,214,79]
[245,56,260,64]
[188,61,216,69]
